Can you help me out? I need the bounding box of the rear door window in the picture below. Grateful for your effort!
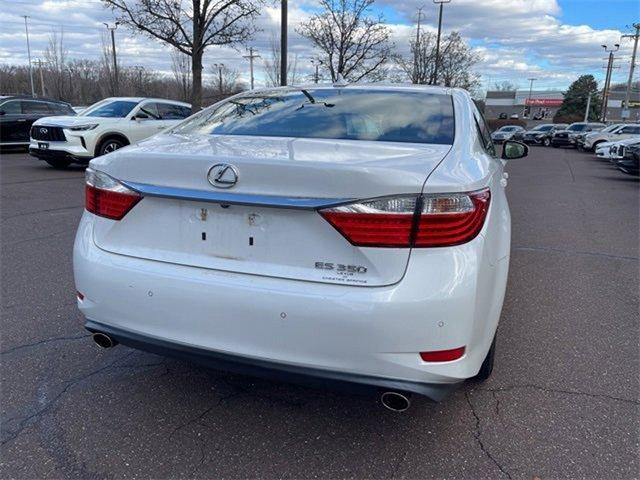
[21,101,50,114]
[138,103,162,120]
[1,101,21,114]
[158,103,191,119]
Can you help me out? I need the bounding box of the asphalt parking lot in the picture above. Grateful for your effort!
[1,146,638,479]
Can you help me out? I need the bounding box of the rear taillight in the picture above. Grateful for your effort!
[414,190,490,247]
[85,168,141,220]
[319,189,490,248]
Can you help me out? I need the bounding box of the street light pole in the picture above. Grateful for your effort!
[23,16,35,97]
[601,44,619,122]
[526,78,536,118]
[280,0,288,86]
[103,22,119,96]
[621,23,640,119]
[432,0,451,85]
[214,63,224,94]
[583,92,592,122]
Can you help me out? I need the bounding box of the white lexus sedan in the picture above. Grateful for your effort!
[74,85,528,411]
[29,97,192,169]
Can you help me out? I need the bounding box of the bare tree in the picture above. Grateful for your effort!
[209,63,240,94]
[263,34,299,86]
[43,30,68,99]
[437,32,481,92]
[395,31,437,85]
[171,49,192,102]
[396,31,481,92]
[493,80,519,91]
[296,0,392,82]
[103,0,262,109]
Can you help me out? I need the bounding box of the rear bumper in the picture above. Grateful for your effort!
[551,137,573,146]
[85,319,458,400]
[74,197,510,400]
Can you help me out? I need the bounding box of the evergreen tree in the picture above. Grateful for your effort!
[555,75,602,121]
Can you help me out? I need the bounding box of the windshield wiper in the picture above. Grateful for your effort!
[296,89,335,111]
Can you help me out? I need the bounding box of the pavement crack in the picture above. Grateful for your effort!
[0,333,90,355]
[4,229,73,247]
[465,392,513,479]
[478,384,639,405]
[514,245,638,262]
[1,351,135,446]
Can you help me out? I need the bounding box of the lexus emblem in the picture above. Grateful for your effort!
[207,163,239,189]
[40,128,48,134]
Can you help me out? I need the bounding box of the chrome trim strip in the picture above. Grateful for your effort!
[121,181,354,210]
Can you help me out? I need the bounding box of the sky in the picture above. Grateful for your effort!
[0,0,638,94]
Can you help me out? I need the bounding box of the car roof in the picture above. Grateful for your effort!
[99,96,191,106]
[252,82,454,96]
[0,95,71,105]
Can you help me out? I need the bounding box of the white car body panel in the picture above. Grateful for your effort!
[596,137,640,159]
[73,86,511,399]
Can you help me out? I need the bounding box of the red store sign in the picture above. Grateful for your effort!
[525,98,563,107]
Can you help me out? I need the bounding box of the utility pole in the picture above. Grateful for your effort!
[213,63,224,94]
[23,16,35,97]
[526,78,536,118]
[621,23,640,120]
[432,0,451,85]
[36,59,45,97]
[584,92,592,122]
[310,59,320,83]
[601,44,620,122]
[280,0,288,86]
[103,23,119,95]
[243,47,260,90]
[413,6,424,83]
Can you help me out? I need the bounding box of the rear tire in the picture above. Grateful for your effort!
[474,335,496,381]
[45,158,71,169]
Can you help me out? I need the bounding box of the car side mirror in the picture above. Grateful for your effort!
[134,112,149,121]
[502,140,529,160]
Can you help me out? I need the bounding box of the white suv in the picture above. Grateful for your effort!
[583,124,640,151]
[29,97,192,168]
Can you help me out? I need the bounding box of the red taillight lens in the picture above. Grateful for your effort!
[320,196,417,247]
[414,189,490,247]
[85,168,141,220]
[319,190,490,248]
[420,346,466,362]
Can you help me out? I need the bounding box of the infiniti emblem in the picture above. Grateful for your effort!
[40,128,48,134]
[207,163,239,189]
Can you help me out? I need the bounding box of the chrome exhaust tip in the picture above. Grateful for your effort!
[92,332,117,349]
[380,391,411,412]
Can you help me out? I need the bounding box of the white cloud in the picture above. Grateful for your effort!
[0,0,634,92]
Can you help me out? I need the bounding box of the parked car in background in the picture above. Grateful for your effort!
[491,125,525,143]
[29,97,192,168]
[615,143,640,176]
[551,122,606,148]
[516,123,566,146]
[0,96,75,149]
[596,137,640,160]
[580,124,640,151]
[75,85,529,409]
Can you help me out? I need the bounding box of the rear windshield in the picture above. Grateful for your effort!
[172,89,455,145]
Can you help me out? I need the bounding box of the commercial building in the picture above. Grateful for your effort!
[484,89,640,122]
